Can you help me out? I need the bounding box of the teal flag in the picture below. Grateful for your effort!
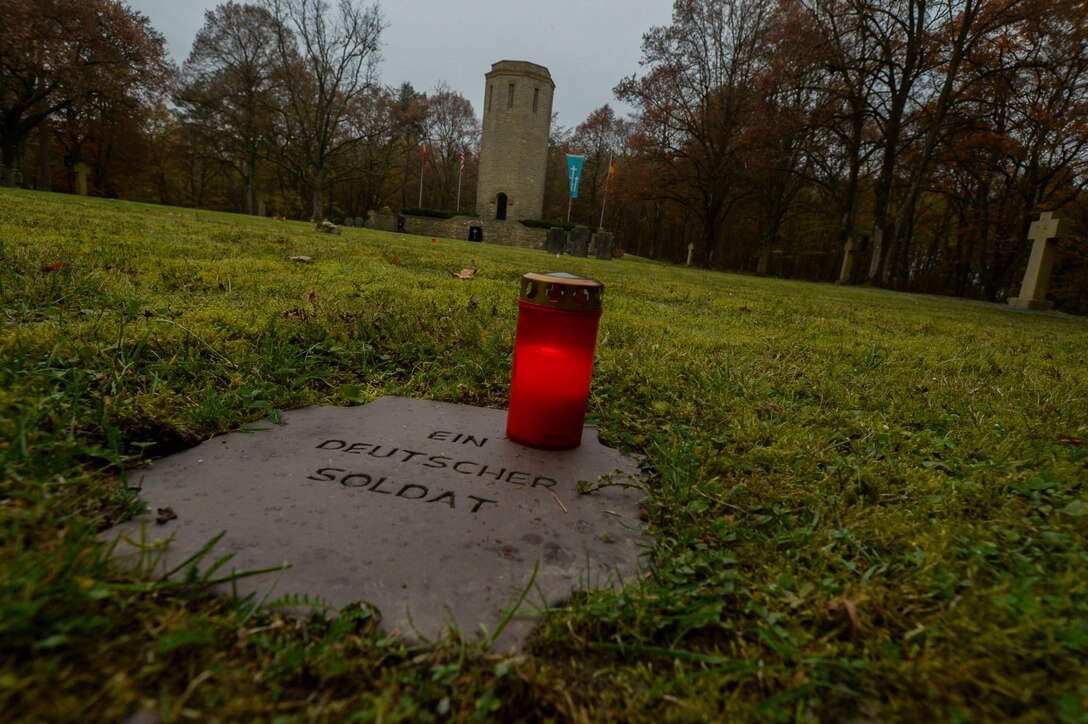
[566,154,585,199]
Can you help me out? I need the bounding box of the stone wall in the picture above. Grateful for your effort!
[372,213,548,250]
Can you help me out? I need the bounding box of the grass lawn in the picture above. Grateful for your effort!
[2,189,1086,722]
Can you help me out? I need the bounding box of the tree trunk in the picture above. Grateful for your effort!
[881,0,983,285]
[704,210,720,268]
[1,134,22,173]
[244,150,255,215]
[38,124,52,192]
[868,225,885,281]
[836,108,865,261]
[312,163,324,221]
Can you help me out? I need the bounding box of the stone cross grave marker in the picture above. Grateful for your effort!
[838,237,859,285]
[105,397,647,650]
[1008,211,1073,310]
[74,162,90,196]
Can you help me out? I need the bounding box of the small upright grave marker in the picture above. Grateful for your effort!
[545,227,567,255]
[838,237,860,285]
[594,232,614,260]
[570,227,591,257]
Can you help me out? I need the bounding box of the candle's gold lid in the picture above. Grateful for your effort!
[519,272,604,311]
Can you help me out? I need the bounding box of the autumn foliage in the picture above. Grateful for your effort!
[605,0,1087,312]
[2,0,1086,312]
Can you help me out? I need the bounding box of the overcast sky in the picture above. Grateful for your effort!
[125,0,676,129]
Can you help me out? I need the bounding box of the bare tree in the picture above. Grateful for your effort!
[789,0,881,258]
[423,82,480,211]
[387,82,428,208]
[178,3,280,214]
[570,105,631,227]
[264,0,384,220]
[615,0,772,264]
[335,85,402,214]
[879,0,1031,284]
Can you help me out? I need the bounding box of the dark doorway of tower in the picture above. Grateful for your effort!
[496,193,508,220]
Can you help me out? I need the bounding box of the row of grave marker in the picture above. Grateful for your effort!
[317,218,617,260]
[544,227,615,260]
[835,211,1073,311]
[310,217,616,260]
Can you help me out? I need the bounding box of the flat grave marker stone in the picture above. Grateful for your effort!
[106,397,647,650]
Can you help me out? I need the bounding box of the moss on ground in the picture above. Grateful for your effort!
[1,189,1086,721]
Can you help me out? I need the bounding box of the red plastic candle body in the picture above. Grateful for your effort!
[507,273,604,450]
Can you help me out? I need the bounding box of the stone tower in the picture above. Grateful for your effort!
[476,60,554,222]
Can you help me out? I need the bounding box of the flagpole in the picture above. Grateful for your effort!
[456,148,464,212]
[417,143,426,207]
[599,153,613,228]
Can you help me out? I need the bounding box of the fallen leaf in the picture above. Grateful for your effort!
[288,255,313,263]
[390,255,399,265]
[155,507,177,525]
[340,384,365,404]
[42,262,70,273]
[450,268,477,280]
[308,289,316,304]
[467,294,479,309]
[120,710,160,724]
[1060,500,1088,516]
[826,597,863,639]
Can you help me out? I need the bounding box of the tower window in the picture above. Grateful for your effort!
[488,84,493,112]
[533,87,539,112]
[507,83,515,109]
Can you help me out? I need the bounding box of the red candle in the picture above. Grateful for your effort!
[507,272,604,450]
